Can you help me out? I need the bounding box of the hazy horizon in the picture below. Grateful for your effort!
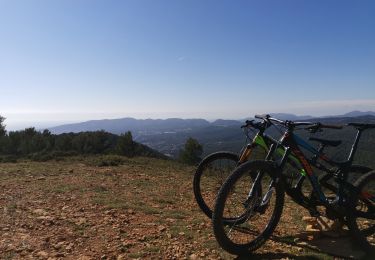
[4,109,375,131]
[1,1,374,131]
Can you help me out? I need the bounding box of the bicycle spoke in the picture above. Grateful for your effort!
[221,167,279,245]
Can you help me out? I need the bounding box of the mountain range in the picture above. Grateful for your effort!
[48,111,375,158]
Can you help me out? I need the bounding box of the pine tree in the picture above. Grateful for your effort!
[179,137,203,165]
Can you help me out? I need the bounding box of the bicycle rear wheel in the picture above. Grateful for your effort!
[193,152,239,218]
[212,160,285,255]
[347,170,375,254]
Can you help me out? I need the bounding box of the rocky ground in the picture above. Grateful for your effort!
[0,156,368,259]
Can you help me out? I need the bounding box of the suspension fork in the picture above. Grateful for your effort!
[244,143,278,206]
[258,147,291,208]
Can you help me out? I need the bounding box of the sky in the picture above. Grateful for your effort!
[0,0,374,130]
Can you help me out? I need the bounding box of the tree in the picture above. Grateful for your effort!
[19,127,38,154]
[179,137,203,165]
[0,115,6,137]
[0,116,7,154]
[116,131,135,157]
[55,133,74,151]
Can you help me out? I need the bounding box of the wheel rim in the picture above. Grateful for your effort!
[199,156,238,214]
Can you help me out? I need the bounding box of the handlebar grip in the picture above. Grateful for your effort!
[241,120,253,128]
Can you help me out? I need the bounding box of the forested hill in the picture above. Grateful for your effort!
[46,114,375,160]
[1,114,375,166]
[0,129,168,162]
[309,115,375,124]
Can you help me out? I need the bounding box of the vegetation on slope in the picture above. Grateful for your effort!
[0,117,167,162]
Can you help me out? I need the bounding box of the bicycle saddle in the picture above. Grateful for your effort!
[308,137,342,147]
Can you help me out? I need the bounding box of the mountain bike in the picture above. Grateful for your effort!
[193,118,311,220]
[212,115,375,255]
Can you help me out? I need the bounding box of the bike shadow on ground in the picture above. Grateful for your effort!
[234,232,369,259]
[236,252,322,260]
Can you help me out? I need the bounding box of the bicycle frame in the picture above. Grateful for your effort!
[277,125,375,209]
[281,132,329,203]
[238,130,305,176]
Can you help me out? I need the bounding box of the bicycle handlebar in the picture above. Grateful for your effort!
[305,123,343,133]
[255,114,313,127]
[255,114,284,124]
[254,114,343,131]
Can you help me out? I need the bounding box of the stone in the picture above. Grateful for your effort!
[66,243,74,251]
[117,255,127,260]
[158,225,166,232]
[297,241,308,246]
[305,224,320,233]
[53,241,65,250]
[36,251,49,259]
[76,218,87,225]
[33,209,48,216]
[302,216,317,223]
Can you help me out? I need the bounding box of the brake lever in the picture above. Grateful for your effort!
[305,123,322,133]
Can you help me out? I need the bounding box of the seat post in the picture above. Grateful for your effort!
[311,144,325,164]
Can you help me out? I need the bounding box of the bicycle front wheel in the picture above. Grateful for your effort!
[212,160,285,255]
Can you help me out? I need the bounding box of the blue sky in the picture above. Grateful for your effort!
[1,0,374,130]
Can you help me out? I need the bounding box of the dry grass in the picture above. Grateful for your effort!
[0,156,362,259]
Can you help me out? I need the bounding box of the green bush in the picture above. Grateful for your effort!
[88,155,126,167]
